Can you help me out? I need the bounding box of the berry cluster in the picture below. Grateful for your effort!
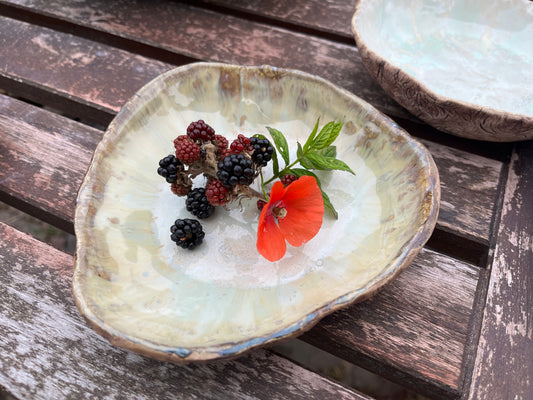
[157,120,276,250]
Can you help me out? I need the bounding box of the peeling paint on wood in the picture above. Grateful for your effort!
[0,222,368,400]
[181,0,357,40]
[0,94,101,232]
[0,15,170,120]
[467,141,533,400]
[420,139,502,245]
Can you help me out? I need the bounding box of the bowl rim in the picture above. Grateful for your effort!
[72,62,441,363]
[351,0,533,141]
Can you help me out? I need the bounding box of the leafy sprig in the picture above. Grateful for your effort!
[258,119,355,219]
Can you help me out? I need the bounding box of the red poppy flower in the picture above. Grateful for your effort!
[257,175,324,262]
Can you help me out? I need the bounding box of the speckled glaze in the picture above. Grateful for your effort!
[352,0,533,142]
[73,63,440,363]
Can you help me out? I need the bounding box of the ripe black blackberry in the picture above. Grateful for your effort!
[157,154,183,183]
[249,137,274,167]
[216,154,255,188]
[186,187,215,219]
[170,218,205,250]
[187,120,215,142]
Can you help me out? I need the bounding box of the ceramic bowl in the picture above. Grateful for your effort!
[73,62,440,363]
[352,0,533,142]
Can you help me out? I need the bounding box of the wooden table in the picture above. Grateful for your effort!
[0,1,531,399]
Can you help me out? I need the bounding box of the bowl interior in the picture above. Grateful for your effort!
[73,63,439,360]
[354,0,533,118]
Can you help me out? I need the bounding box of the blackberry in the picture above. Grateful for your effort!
[216,154,255,188]
[229,134,253,154]
[170,218,205,250]
[171,182,191,196]
[257,199,267,211]
[157,154,183,183]
[187,120,215,142]
[186,188,215,219]
[218,147,232,160]
[249,137,274,167]
[213,134,229,153]
[174,135,201,164]
[205,179,228,206]
[280,174,298,187]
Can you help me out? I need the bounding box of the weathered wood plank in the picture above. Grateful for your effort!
[0,0,407,119]
[0,15,170,124]
[0,94,100,233]
[303,248,480,399]
[0,222,369,400]
[466,141,533,400]
[178,0,357,41]
[420,139,502,247]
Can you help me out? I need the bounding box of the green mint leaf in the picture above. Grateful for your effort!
[289,168,338,219]
[303,118,320,152]
[297,142,315,170]
[289,168,321,186]
[311,121,343,150]
[321,190,339,219]
[254,133,279,175]
[306,152,355,174]
[266,127,290,167]
[319,145,336,158]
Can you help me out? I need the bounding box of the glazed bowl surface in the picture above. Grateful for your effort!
[73,62,440,362]
[352,0,533,141]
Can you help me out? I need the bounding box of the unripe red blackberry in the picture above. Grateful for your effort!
[187,120,215,142]
[205,179,228,206]
[174,135,201,164]
[229,134,253,154]
[213,134,229,153]
[157,154,183,183]
[170,218,205,250]
[216,154,255,188]
[186,187,215,219]
[257,199,267,211]
[249,137,274,167]
[280,174,298,187]
[171,182,191,196]
[218,148,232,160]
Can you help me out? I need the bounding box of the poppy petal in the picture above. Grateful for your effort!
[257,209,286,262]
[256,181,288,262]
[278,176,324,247]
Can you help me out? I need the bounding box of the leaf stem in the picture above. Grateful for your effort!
[263,155,304,185]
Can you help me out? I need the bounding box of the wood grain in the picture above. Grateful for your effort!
[419,139,502,247]
[466,141,533,400]
[178,0,357,41]
[0,0,407,119]
[0,15,170,124]
[0,94,100,232]
[0,222,369,400]
[303,248,480,399]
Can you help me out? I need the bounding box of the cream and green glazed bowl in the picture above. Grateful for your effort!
[73,62,440,363]
[352,0,533,142]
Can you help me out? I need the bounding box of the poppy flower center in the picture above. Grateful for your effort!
[272,201,287,219]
